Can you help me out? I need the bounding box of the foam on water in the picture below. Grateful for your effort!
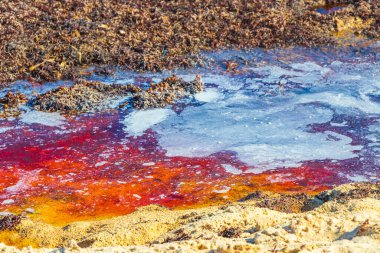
[141,48,380,173]
[0,127,12,133]
[194,88,223,103]
[298,92,380,114]
[122,108,174,137]
[222,164,243,175]
[20,110,66,127]
[154,93,362,170]
[4,170,41,195]
[201,74,241,90]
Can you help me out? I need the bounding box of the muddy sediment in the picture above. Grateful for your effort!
[0,0,378,85]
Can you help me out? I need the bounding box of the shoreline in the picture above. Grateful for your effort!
[0,182,379,252]
[0,1,379,252]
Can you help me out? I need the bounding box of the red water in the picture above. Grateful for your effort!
[0,110,356,225]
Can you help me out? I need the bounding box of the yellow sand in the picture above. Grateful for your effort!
[0,184,379,252]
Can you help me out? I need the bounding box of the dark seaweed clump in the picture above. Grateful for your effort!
[240,191,310,213]
[163,228,192,243]
[32,80,141,113]
[239,182,380,213]
[30,75,204,113]
[0,92,28,118]
[133,75,204,109]
[0,214,23,231]
[303,182,380,211]
[219,227,242,238]
[0,0,378,85]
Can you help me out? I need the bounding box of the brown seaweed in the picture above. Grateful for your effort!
[0,0,378,85]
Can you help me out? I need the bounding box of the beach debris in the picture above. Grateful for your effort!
[0,0,378,84]
[164,228,191,242]
[133,75,204,109]
[303,182,380,211]
[0,91,28,118]
[28,75,203,113]
[238,183,380,213]
[358,219,370,234]
[225,61,238,72]
[239,191,309,213]
[31,80,141,113]
[0,214,23,231]
[219,227,242,238]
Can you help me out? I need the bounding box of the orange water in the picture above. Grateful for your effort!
[0,111,346,225]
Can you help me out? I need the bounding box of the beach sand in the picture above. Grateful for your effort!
[0,183,379,252]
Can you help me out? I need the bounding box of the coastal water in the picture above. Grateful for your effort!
[0,45,379,223]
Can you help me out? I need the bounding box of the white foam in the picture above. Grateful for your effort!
[267,173,293,183]
[291,62,330,74]
[133,194,142,199]
[122,108,173,137]
[154,93,362,170]
[20,111,66,127]
[249,61,332,85]
[115,78,134,85]
[346,174,369,182]
[251,66,299,83]
[5,170,41,194]
[177,74,197,82]
[25,208,35,213]
[194,88,223,103]
[230,131,359,171]
[95,161,107,167]
[222,164,243,175]
[0,211,14,216]
[213,186,231,194]
[142,162,155,166]
[331,122,348,127]
[201,74,242,90]
[299,92,380,114]
[1,199,14,205]
[0,127,12,134]
[151,58,376,171]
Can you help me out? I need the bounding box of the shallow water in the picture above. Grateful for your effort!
[315,5,347,15]
[0,45,379,224]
